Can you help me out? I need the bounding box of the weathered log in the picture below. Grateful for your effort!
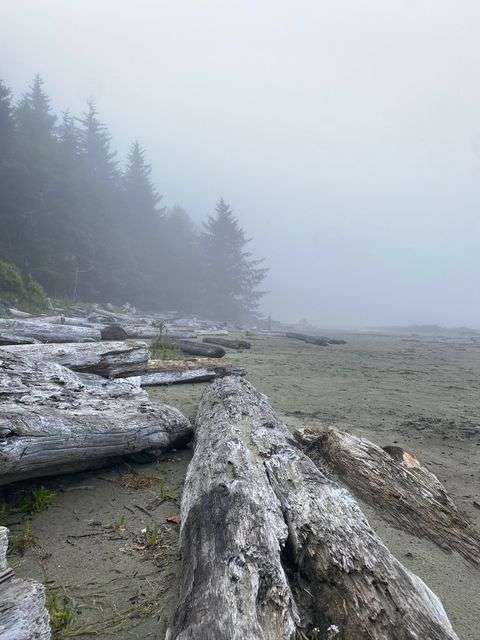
[174,339,225,358]
[7,308,32,318]
[285,332,346,346]
[0,341,149,378]
[297,427,480,567]
[0,334,40,346]
[0,527,51,639]
[202,337,251,350]
[0,351,191,485]
[170,376,457,640]
[0,319,100,343]
[128,359,245,386]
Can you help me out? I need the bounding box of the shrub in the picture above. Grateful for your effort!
[0,260,48,313]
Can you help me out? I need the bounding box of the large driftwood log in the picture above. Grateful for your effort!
[0,351,191,485]
[297,427,480,567]
[202,337,251,350]
[170,377,457,640]
[0,341,149,378]
[0,319,100,343]
[0,527,51,639]
[129,358,245,386]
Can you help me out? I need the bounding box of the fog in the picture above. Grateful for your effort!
[3,0,480,327]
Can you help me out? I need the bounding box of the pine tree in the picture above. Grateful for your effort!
[0,79,14,158]
[201,199,267,319]
[78,100,118,182]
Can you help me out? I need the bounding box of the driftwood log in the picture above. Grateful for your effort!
[297,427,480,567]
[128,358,245,386]
[174,339,225,358]
[0,527,50,639]
[0,341,149,378]
[0,335,39,346]
[285,332,346,346]
[0,319,100,343]
[0,351,191,485]
[202,337,251,350]
[169,376,457,640]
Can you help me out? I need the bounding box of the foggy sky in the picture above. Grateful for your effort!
[2,0,480,327]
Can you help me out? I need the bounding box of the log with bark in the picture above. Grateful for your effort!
[0,351,191,485]
[202,337,251,350]
[0,526,51,640]
[0,319,100,344]
[128,358,245,386]
[297,427,480,567]
[169,376,458,640]
[0,341,149,378]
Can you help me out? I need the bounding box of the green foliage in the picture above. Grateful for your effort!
[0,260,48,313]
[47,594,76,635]
[112,514,127,531]
[10,522,35,555]
[150,324,180,360]
[144,525,162,547]
[156,477,177,502]
[20,486,56,514]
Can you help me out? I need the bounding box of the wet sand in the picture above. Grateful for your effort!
[4,333,480,638]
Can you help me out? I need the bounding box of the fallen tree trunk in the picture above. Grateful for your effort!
[0,341,149,378]
[0,526,51,639]
[285,332,347,346]
[174,339,225,358]
[297,427,480,567]
[128,359,245,386]
[169,376,457,640]
[0,319,100,343]
[202,337,251,350]
[0,351,191,485]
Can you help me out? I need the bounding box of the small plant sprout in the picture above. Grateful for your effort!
[10,521,35,555]
[144,525,162,547]
[113,514,127,531]
[157,477,177,502]
[149,323,180,360]
[47,594,76,634]
[20,486,56,514]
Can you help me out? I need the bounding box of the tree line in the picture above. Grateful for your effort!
[0,75,267,319]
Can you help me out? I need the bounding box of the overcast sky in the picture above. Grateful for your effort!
[2,0,480,327]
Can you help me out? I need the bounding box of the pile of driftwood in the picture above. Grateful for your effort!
[0,311,474,639]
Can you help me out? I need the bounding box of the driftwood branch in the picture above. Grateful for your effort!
[0,351,191,485]
[0,527,50,639]
[297,427,480,567]
[169,377,457,640]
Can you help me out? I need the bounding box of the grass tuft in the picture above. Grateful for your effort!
[20,486,56,514]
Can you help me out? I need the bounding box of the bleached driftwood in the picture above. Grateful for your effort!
[0,341,149,378]
[7,308,32,318]
[0,527,51,640]
[202,337,251,350]
[0,351,191,485]
[128,358,245,386]
[0,334,39,346]
[297,427,480,567]
[0,319,100,343]
[169,377,457,640]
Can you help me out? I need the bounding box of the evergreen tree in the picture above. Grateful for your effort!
[0,79,14,158]
[200,199,267,319]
